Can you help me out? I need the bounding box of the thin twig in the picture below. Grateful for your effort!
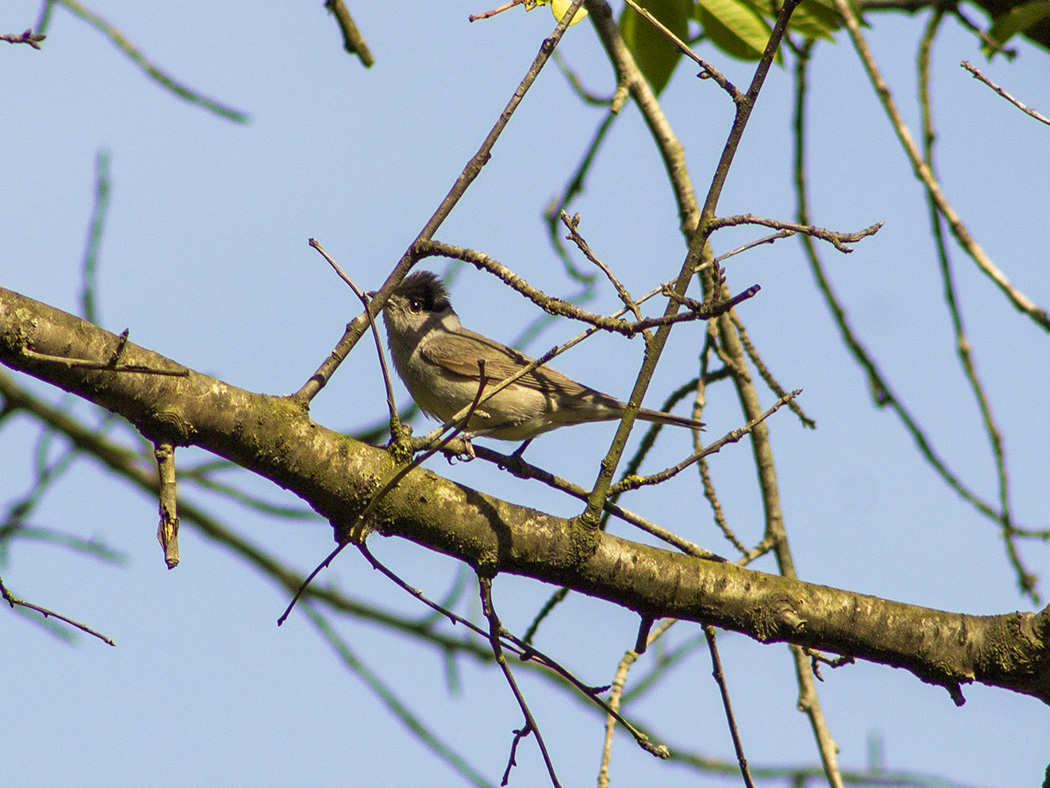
[561,211,644,323]
[611,390,800,494]
[705,626,755,788]
[621,0,730,91]
[473,445,723,560]
[922,31,1031,597]
[830,0,1050,331]
[478,575,561,788]
[80,149,110,325]
[358,543,486,633]
[694,327,749,557]
[597,647,637,788]
[0,574,115,646]
[308,239,407,447]
[34,0,57,35]
[961,60,1050,126]
[708,214,882,252]
[358,544,665,755]
[598,618,677,787]
[700,455,747,556]
[469,0,529,23]
[415,239,752,335]
[55,0,249,122]
[21,345,189,376]
[544,111,617,279]
[277,366,491,626]
[713,230,797,265]
[552,51,614,105]
[0,28,45,48]
[294,2,581,401]
[805,647,856,680]
[730,311,815,428]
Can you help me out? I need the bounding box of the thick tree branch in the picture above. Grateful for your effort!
[2,284,1048,705]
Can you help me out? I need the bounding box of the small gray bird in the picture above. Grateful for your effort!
[380,271,704,442]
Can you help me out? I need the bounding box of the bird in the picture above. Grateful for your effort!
[379,270,705,442]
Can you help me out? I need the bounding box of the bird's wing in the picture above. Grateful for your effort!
[418,329,593,398]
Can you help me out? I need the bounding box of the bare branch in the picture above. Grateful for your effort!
[1,28,45,48]
[0,574,115,646]
[479,575,562,788]
[294,3,581,401]
[961,60,1050,126]
[705,626,756,788]
[323,0,374,67]
[708,214,883,252]
[831,0,1050,331]
[55,0,249,122]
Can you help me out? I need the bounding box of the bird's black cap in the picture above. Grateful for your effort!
[395,271,451,313]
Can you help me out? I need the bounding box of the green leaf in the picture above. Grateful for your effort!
[619,0,691,94]
[984,0,1050,58]
[740,0,839,44]
[782,0,840,40]
[695,0,771,61]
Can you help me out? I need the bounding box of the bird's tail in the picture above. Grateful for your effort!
[637,407,704,431]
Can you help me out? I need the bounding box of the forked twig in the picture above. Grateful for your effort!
[474,445,723,560]
[308,239,406,445]
[830,0,1050,331]
[621,0,730,91]
[479,575,561,788]
[21,331,189,376]
[357,543,666,757]
[707,214,882,253]
[295,1,582,401]
[277,367,491,626]
[561,211,643,323]
[598,618,677,786]
[922,31,1032,597]
[416,239,758,334]
[610,389,801,494]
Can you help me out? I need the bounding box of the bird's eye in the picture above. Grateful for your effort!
[408,298,423,313]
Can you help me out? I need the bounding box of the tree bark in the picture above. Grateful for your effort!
[2,284,1048,705]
